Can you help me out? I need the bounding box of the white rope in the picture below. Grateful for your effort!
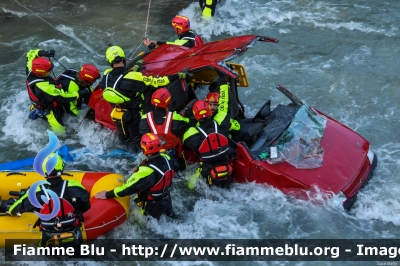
[14,0,59,31]
[128,0,152,61]
[144,0,152,38]
[71,108,90,139]
[14,0,95,53]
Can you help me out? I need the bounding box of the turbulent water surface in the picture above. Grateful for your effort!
[1,0,400,265]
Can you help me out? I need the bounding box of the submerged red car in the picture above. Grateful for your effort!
[89,35,377,210]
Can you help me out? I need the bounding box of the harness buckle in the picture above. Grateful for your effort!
[52,217,62,230]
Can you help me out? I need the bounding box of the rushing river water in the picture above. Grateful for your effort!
[1,0,400,265]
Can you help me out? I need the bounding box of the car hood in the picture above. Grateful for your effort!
[141,35,278,77]
[269,114,370,194]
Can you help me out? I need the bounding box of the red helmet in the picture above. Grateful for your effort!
[79,64,100,85]
[151,88,172,109]
[172,15,190,34]
[205,92,220,103]
[141,133,162,155]
[32,57,53,77]
[192,100,212,121]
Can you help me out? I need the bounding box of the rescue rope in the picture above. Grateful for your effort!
[128,0,152,61]
[14,0,95,53]
[14,0,59,32]
[49,57,68,78]
[144,0,152,39]
[62,104,86,140]
[71,108,90,139]
[53,57,68,71]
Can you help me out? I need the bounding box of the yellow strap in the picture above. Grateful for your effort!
[111,108,125,120]
[111,108,127,135]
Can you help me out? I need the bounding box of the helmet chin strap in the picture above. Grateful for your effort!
[112,60,126,68]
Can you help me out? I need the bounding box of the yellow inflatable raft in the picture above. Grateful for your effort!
[0,170,130,247]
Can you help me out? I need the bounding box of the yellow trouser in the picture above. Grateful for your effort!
[202,7,212,17]
[46,110,65,134]
[201,0,215,17]
[188,166,202,190]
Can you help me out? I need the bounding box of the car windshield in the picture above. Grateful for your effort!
[258,104,327,169]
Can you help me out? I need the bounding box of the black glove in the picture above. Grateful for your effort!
[148,43,156,50]
[178,70,192,80]
[168,69,192,82]
[47,50,55,57]
[38,50,55,57]
[131,59,146,72]
[179,99,197,119]
[132,64,146,72]
[78,88,91,97]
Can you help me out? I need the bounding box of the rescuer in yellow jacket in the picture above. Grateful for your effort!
[25,49,90,134]
[144,15,204,50]
[95,133,176,219]
[56,64,100,117]
[8,153,90,249]
[98,46,189,152]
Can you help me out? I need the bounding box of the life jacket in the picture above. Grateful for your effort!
[26,71,58,110]
[181,30,204,47]
[105,72,123,90]
[146,111,182,154]
[38,181,80,232]
[55,68,85,113]
[193,34,204,47]
[105,73,127,112]
[207,163,233,183]
[104,72,146,109]
[141,156,174,201]
[197,120,231,163]
[55,68,78,84]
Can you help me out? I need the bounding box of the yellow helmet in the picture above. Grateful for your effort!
[42,153,64,177]
[105,46,125,65]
